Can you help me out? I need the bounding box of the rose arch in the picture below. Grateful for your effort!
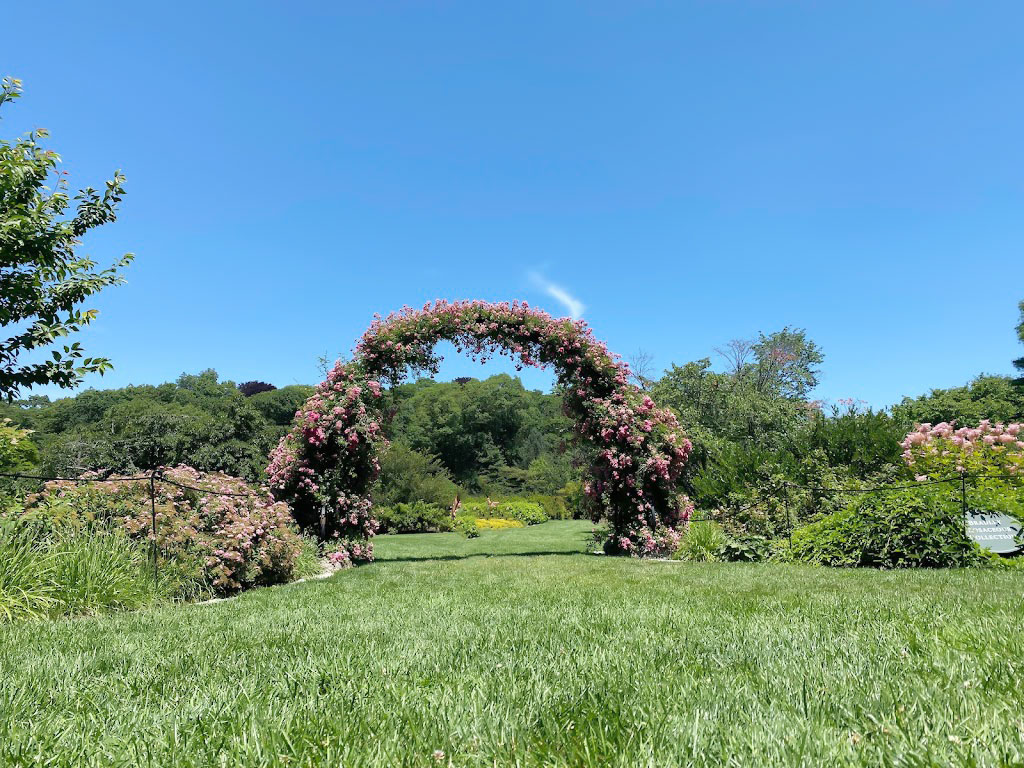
[267,300,693,563]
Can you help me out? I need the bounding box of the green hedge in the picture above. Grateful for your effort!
[460,500,547,526]
[790,490,984,569]
[374,502,452,534]
[376,496,561,534]
[525,494,572,520]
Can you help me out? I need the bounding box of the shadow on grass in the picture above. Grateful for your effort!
[374,550,593,564]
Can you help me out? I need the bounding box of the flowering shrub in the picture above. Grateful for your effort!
[902,420,1024,479]
[268,300,693,557]
[618,523,684,558]
[266,364,384,564]
[902,420,1024,521]
[28,466,302,594]
[323,536,373,569]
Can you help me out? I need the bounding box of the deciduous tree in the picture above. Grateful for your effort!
[0,78,133,400]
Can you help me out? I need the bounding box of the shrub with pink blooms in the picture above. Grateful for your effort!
[28,465,303,594]
[901,420,1024,480]
[902,419,1024,520]
[268,300,693,557]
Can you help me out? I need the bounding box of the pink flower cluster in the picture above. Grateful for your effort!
[615,516,691,558]
[267,300,693,556]
[33,465,302,593]
[324,537,373,569]
[266,363,386,558]
[902,420,1024,479]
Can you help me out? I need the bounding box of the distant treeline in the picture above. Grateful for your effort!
[2,326,1022,516]
[0,370,577,507]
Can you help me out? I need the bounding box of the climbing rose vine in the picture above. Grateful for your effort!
[265,363,383,564]
[268,300,692,559]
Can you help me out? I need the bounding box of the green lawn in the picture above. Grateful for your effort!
[2,520,1023,767]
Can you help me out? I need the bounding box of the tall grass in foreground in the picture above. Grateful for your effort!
[0,522,57,622]
[0,519,168,621]
[48,531,161,616]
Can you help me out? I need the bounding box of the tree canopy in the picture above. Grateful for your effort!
[387,374,571,492]
[0,370,313,481]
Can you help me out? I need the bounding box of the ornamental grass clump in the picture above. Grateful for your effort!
[268,300,693,559]
[673,521,727,562]
[0,519,56,622]
[47,529,160,615]
[0,516,163,621]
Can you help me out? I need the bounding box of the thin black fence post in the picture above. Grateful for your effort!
[150,470,158,589]
[960,472,968,518]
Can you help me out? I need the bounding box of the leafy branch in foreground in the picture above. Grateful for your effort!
[0,76,133,400]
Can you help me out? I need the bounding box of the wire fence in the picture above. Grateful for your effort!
[0,468,271,587]
[707,471,1024,549]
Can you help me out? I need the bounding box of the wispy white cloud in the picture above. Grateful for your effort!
[528,271,585,320]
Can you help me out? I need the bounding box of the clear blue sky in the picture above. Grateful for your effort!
[5,2,1023,406]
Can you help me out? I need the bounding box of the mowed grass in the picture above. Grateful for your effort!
[2,521,1024,767]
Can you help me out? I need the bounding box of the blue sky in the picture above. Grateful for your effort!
[5,1,1022,406]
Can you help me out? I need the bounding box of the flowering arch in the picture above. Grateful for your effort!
[267,300,692,563]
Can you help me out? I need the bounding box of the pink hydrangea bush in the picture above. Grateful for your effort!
[268,300,693,557]
[30,465,303,593]
[902,420,1024,480]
